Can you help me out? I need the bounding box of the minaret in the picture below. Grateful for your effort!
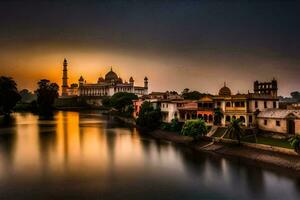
[144,76,148,94]
[62,58,68,96]
[144,76,148,88]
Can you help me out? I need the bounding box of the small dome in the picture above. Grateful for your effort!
[105,67,118,82]
[129,77,134,82]
[79,76,84,81]
[98,76,104,83]
[219,83,231,96]
[144,76,148,81]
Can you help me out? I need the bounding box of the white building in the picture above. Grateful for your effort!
[257,109,300,135]
[78,68,148,97]
[60,59,148,98]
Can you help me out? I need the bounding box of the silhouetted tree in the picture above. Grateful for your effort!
[19,89,36,103]
[0,76,21,116]
[291,91,300,101]
[109,92,138,113]
[136,101,162,130]
[35,79,59,114]
[181,90,207,100]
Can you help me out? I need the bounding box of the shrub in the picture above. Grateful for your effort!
[181,119,208,140]
[136,101,162,130]
[289,135,300,153]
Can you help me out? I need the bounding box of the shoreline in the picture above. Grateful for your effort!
[146,129,300,176]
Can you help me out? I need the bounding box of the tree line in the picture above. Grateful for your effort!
[0,76,59,117]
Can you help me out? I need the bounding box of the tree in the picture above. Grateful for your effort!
[181,119,208,140]
[136,101,162,130]
[227,119,244,145]
[291,91,300,101]
[101,96,111,107]
[109,92,138,113]
[289,135,300,153]
[170,117,182,132]
[19,89,36,103]
[181,90,208,100]
[213,108,224,125]
[0,76,21,116]
[35,79,59,114]
[182,88,190,94]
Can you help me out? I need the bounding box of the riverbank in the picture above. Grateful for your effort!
[147,129,300,175]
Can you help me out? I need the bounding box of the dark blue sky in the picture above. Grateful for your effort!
[0,0,299,96]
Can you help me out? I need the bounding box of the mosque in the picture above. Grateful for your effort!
[61,59,149,98]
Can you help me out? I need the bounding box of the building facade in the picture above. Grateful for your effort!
[60,59,148,98]
[133,80,280,127]
[257,109,300,135]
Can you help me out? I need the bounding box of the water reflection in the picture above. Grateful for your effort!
[0,111,299,200]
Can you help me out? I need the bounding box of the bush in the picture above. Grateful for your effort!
[181,119,208,140]
[35,79,59,114]
[170,118,182,132]
[161,122,171,130]
[136,101,162,130]
[289,135,300,153]
[110,92,138,113]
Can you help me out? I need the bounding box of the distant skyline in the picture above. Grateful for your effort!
[0,0,299,96]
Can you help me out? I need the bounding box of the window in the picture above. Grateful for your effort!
[264,120,267,125]
[273,101,277,108]
[226,102,231,107]
[276,120,280,126]
[217,102,221,107]
[241,102,245,107]
[255,101,258,108]
[264,101,267,108]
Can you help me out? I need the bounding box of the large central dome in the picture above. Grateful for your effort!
[105,68,118,82]
[219,83,231,96]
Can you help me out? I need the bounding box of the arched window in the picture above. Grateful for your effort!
[226,116,231,122]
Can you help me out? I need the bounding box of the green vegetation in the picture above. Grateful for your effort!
[289,135,300,152]
[0,76,21,116]
[256,136,292,149]
[212,126,293,149]
[36,79,59,114]
[105,92,138,117]
[213,108,223,125]
[181,119,208,140]
[227,119,244,145]
[181,88,208,100]
[136,101,162,130]
[161,118,183,132]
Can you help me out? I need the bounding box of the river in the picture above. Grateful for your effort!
[0,111,299,200]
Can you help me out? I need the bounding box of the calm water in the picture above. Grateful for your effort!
[0,112,299,200]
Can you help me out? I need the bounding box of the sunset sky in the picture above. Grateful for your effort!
[0,0,299,96]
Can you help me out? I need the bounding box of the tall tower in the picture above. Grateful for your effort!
[62,58,68,96]
[144,76,148,94]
